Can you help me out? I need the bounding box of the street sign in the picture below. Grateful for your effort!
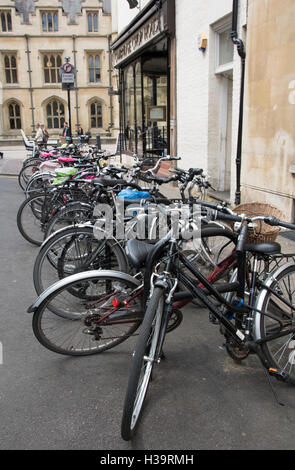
[62,63,72,73]
[61,73,75,83]
[59,64,76,80]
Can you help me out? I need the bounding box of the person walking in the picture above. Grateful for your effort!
[62,122,72,143]
[41,124,49,147]
[35,123,43,144]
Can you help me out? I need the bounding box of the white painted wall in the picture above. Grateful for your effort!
[176,0,247,202]
[176,0,232,171]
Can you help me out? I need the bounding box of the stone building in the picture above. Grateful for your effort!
[242,0,295,219]
[0,0,118,144]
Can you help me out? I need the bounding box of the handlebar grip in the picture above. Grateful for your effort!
[196,200,219,210]
[265,216,295,230]
[213,212,243,223]
[236,224,248,254]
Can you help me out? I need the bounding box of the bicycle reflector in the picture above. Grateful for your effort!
[112,298,120,308]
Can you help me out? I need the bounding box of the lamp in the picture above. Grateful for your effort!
[126,0,138,8]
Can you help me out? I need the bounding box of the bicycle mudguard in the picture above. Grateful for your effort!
[253,260,295,342]
[27,270,141,313]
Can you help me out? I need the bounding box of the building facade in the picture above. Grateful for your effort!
[242,0,295,219]
[112,0,295,218]
[111,0,246,199]
[0,0,118,143]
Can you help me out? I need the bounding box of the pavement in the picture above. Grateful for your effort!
[0,146,28,176]
[1,175,295,450]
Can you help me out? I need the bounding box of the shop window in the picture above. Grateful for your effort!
[88,54,101,82]
[7,101,21,129]
[124,65,136,153]
[4,54,17,83]
[122,56,168,157]
[1,10,12,31]
[46,99,65,129]
[87,12,98,32]
[43,54,62,83]
[41,11,58,32]
[90,101,103,128]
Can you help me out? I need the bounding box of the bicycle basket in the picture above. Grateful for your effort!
[231,202,284,244]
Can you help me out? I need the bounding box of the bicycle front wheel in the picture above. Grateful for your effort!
[121,287,165,441]
[32,272,143,356]
[254,262,295,384]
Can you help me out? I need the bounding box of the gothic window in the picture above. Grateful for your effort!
[88,54,101,82]
[43,54,62,83]
[90,101,103,128]
[41,11,58,32]
[87,12,98,32]
[4,54,17,83]
[1,11,12,31]
[46,99,65,129]
[8,101,21,129]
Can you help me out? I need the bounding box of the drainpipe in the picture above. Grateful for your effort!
[25,35,35,136]
[231,0,246,205]
[72,35,79,132]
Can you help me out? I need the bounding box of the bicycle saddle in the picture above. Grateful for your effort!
[125,240,155,268]
[92,177,127,187]
[245,242,281,255]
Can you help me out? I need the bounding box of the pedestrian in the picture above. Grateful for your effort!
[62,121,72,143]
[41,124,49,146]
[77,125,84,143]
[35,123,44,145]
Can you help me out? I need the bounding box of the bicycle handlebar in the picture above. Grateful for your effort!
[264,216,295,231]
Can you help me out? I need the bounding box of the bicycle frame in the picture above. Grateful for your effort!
[151,236,295,351]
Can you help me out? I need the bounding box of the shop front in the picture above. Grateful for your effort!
[111,0,175,161]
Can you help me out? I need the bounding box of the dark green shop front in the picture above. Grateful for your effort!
[111,0,175,160]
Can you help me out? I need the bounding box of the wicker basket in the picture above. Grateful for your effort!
[230,202,284,244]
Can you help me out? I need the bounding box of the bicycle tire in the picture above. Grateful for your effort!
[254,262,295,384]
[18,162,39,191]
[17,192,47,246]
[44,202,94,239]
[33,225,128,295]
[121,286,165,440]
[32,272,142,356]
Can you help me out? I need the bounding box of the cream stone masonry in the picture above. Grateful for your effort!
[242,0,295,219]
[0,0,119,143]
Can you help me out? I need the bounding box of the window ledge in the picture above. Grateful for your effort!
[215,62,233,75]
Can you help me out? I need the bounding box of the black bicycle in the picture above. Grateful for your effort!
[121,201,295,440]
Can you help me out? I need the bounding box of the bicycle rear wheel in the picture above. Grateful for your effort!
[254,262,295,384]
[121,287,165,441]
[33,225,128,294]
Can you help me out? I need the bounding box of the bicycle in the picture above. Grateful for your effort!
[120,202,295,440]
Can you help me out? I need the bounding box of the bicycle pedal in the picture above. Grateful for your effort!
[209,313,219,325]
[268,367,289,382]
